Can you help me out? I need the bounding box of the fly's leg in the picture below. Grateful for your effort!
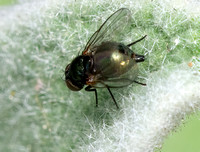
[127,35,147,47]
[105,85,119,109]
[134,80,146,86]
[85,86,98,107]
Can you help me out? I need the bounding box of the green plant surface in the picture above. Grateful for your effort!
[162,112,200,152]
[0,0,200,152]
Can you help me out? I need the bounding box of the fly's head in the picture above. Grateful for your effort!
[65,56,85,91]
[65,56,91,91]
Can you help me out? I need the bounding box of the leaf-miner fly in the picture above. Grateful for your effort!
[65,8,146,109]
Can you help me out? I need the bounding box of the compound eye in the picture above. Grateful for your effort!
[66,79,81,91]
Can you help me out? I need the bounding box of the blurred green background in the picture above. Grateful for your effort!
[1,1,200,152]
[0,0,15,5]
[162,112,200,152]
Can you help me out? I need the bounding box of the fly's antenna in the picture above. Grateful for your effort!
[127,35,147,47]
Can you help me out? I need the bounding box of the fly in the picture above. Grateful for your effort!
[65,8,146,109]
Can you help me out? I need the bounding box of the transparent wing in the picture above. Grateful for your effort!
[98,65,138,88]
[82,8,131,55]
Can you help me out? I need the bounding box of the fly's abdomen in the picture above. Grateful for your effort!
[93,48,136,78]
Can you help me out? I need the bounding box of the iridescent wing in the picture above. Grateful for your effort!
[82,8,131,55]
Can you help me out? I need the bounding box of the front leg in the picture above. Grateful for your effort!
[85,85,98,107]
